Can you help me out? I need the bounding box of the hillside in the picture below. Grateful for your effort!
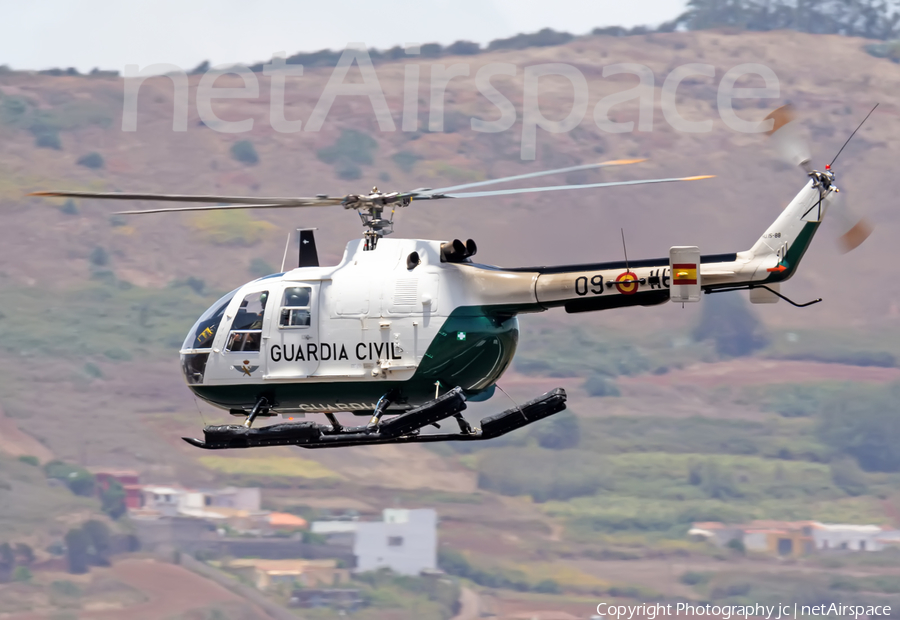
[3,29,900,617]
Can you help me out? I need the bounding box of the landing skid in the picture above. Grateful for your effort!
[182,387,567,450]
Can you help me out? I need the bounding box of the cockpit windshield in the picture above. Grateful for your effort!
[181,288,240,351]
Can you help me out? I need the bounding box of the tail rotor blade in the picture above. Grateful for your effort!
[830,190,873,253]
[764,105,812,172]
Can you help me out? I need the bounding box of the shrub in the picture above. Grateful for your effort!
[830,457,868,496]
[76,152,104,169]
[446,40,481,55]
[488,28,574,51]
[818,383,900,472]
[64,528,90,574]
[693,291,768,357]
[89,246,109,267]
[866,40,900,63]
[529,411,580,449]
[230,140,259,165]
[44,461,96,496]
[101,479,127,519]
[391,150,421,172]
[317,129,378,166]
[61,199,78,215]
[680,571,713,586]
[82,520,111,564]
[34,129,62,149]
[335,159,362,180]
[17,455,39,466]
[12,566,32,582]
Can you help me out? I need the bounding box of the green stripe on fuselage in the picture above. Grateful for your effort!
[188,307,519,413]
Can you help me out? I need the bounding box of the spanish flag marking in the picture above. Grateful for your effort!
[673,263,697,285]
[615,271,639,295]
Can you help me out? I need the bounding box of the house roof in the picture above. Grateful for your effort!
[268,512,308,528]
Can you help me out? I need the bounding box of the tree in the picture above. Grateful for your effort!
[230,140,259,165]
[529,411,581,449]
[101,479,127,520]
[44,461,96,496]
[692,291,768,357]
[64,528,90,574]
[677,0,900,40]
[82,520,111,565]
[818,383,900,472]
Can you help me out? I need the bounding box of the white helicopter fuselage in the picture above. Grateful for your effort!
[180,176,832,416]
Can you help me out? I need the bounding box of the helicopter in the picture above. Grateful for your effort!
[31,105,874,450]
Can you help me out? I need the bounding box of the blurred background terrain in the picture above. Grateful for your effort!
[4,1,900,618]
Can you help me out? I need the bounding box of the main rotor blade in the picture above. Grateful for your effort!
[420,175,715,200]
[113,203,331,215]
[423,158,647,194]
[29,190,344,207]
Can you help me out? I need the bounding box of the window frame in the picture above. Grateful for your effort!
[279,286,313,330]
[225,290,268,353]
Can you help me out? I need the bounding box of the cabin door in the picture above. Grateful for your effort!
[265,282,320,378]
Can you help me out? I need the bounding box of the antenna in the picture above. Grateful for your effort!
[830,103,879,167]
[621,228,630,273]
[280,231,292,273]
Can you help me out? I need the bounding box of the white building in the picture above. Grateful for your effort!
[312,508,437,575]
[813,524,890,552]
[138,485,261,517]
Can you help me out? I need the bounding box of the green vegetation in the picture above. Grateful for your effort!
[678,0,900,39]
[477,447,613,502]
[317,129,378,170]
[392,151,422,172]
[101,479,127,519]
[0,92,116,152]
[197,455,341,479]
[189,210,275,246]
[44,461,95,496]
[0,279,216,361]
[867,40,900,63]
[818,383,900,472]
[248,257,276,278]
[64,520,111,574]
[230,140,259,165]
[693,292,769,357]
[439,548,560,593]
[353,569,460,620]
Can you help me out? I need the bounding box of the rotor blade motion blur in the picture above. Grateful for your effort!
[29,190,344,208]
[830,190,873,253]
[425,158,647,193]
[764,105,812,172]
[417,175,715,200]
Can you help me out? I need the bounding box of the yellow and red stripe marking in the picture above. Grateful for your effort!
[615,271,639,295]
[673,263,697,285]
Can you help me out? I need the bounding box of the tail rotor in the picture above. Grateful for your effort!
[764,104,877,253]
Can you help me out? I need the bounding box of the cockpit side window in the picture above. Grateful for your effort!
[183,288,239,351]
[279,286,312,328]
[226,291,268,352]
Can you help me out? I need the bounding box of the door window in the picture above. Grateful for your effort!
[279,286,312,328]
[226,291,268,352]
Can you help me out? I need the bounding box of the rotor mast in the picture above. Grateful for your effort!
[348,187,410,250]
